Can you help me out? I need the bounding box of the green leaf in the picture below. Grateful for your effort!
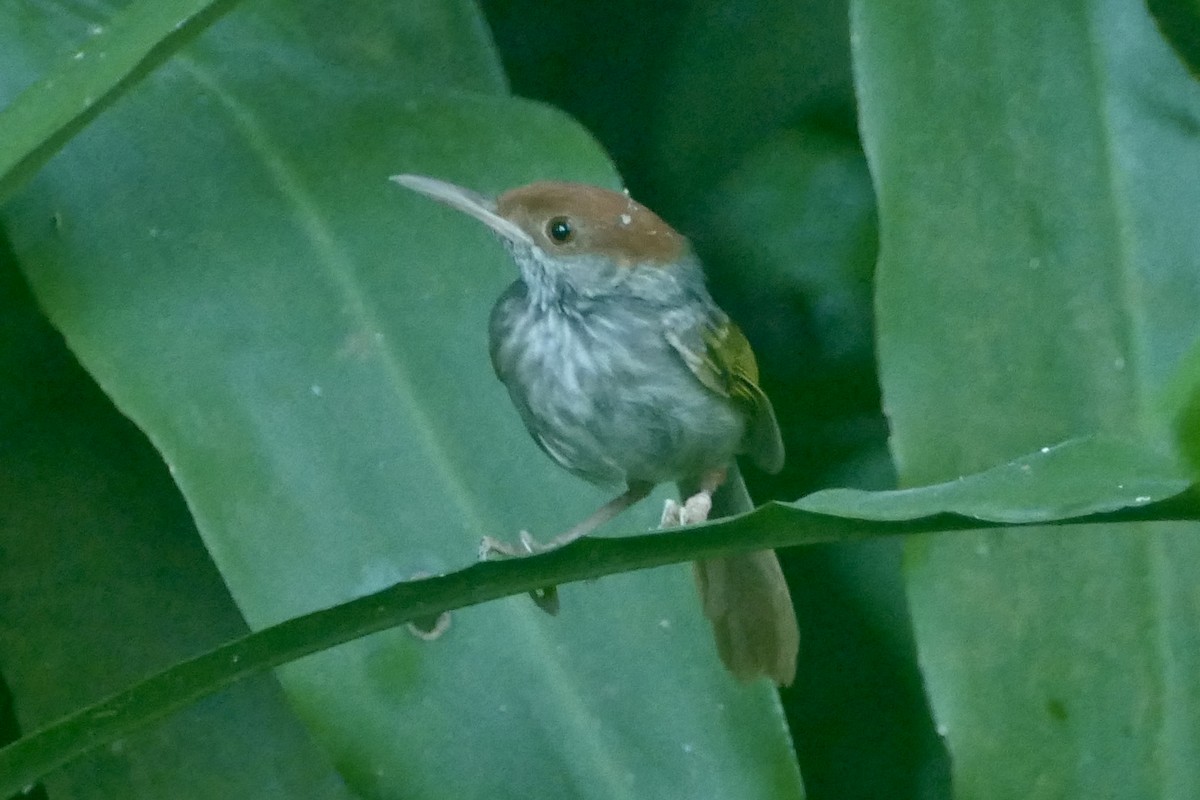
[1147,0,1200,76]
[908,524,1200,799]
[5,423,1196,796]
[1169,337,1200,477]
[0,0,508,205]
[0,2,801,798]
[0,242,352,799]
[854,0,1200,795]
[4,459,1197,797]
[0,0,243,204]
[801,436,1190,523]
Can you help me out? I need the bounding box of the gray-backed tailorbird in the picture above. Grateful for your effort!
[393,175,798,685]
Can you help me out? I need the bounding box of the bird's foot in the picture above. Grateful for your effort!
[682,491,714,524]
[659,499,683,528]
[478,532,559,615]
[478,530,546,560]
[660,491,714,529]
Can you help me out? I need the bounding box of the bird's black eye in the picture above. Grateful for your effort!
[546,216,574,244]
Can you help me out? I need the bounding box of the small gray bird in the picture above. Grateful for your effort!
[393,175,798,686]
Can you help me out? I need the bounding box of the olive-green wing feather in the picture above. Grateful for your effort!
[666,317,785,474]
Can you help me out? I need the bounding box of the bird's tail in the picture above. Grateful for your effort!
[681,465,799,686]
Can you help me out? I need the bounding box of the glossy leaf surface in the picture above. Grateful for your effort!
[854,0,1200,795]
[801,436,1189,523]
[0,0,242,203]
[0,246,352,799]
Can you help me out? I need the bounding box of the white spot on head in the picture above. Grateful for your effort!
[88,24,104,35]
[1039,446,1051,454]
[73,51,85,60]
[658,618,671,629]
[310,384,323,396]
[1134,495,1151,503]
[619,213,632,226]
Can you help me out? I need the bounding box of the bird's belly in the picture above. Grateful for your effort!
[498,315,745,487]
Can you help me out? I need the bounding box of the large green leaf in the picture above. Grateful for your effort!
[0,2,801,798]
[1147,0,1200,76]
[0,239,352,799]
[854,0,1200,795]
[0,0,243,204]
[1170,337,1200,476]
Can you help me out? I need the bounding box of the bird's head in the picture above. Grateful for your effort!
[392,175,701,305]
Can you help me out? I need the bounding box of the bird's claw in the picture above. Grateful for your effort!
[682,491,713,524]
[478,531,559,615]
[479,530,546,560]
[660,499,683,528]
[659,491,714,529]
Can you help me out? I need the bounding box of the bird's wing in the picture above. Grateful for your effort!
[665,313,785,474]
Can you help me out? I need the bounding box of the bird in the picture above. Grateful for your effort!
[392,174,798,686]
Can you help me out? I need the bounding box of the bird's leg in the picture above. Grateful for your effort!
[480,481,655,560]
[480,482,654,615]
[660,468,728,528]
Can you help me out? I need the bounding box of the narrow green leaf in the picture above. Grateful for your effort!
[0,511,840,799]
[854,0,1200,795]
[801,436,1190,523]
[5,478,1199,798]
